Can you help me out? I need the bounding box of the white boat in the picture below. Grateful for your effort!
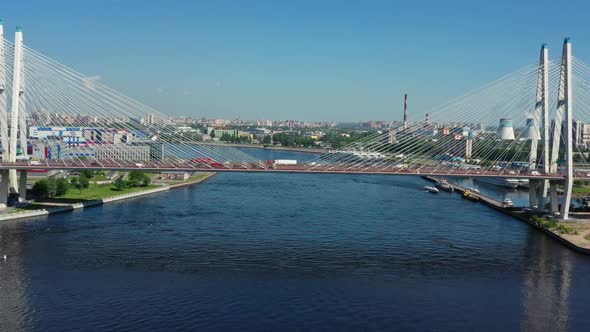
[435,180,454,192]
[474,177,519,189]
[423,186,440,193]
[467,187,480,193]
[503,198,513,207]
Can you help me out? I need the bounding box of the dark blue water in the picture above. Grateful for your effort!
[1,150,590,331]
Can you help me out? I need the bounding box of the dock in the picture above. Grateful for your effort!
[425,176,507,208]
[422,176,590,254]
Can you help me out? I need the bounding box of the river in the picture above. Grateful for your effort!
[0,149,589,331]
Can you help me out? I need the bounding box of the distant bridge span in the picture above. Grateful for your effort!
[0,161,574,181]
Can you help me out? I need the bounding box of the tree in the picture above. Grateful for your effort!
[209,130,216,138]
[56,178,69,196]
[47,177,58,198]
[71,175,89,193]
[220,133,233,142]
[142,175,152,187]
[128,171,145,187]
[79,175,90,190]
[32,179,49,199]
[113,177,127,190]
[70,177,79,192]
[81,170,94,179]
[262,135,272,144]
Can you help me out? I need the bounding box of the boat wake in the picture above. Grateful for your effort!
[431,236,481,255]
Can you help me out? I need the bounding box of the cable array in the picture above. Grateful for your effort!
[0,39,266,171]
[0,38,588,179]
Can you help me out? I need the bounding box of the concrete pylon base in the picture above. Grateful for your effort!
[549,182,559,215]
[539,179,549,209]
[529,180,538,209]
[8,168,17,193]
[18,170,27,200]
[0,169,9,206]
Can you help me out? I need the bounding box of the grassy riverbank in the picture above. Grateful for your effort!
[530,215,579,235]
[2,172,216,220]
[57,184,160,201]
[572,181,590,197]
[573,186,590,195]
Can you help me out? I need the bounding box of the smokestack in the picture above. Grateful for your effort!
[497,118,515,140]
[403,94,408,129]
[425,113,430,129]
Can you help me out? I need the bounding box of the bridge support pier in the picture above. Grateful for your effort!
[529,180,538,209]
[18,170,27,201]
[561,177,573,219]
[9,169,18,193]
[539,180,549,209]
[529,179,550,211]
[0,170,8,206]
[549,181,559,215]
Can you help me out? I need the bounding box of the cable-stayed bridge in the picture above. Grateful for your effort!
[0,22,589,219]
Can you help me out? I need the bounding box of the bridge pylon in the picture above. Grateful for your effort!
[0,21,10,205]
[548,38,574,219]
[529,43,550,210]
[0,25,27,205]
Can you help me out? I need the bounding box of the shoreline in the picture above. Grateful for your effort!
[423,176,590,255]
[0,172,217,222]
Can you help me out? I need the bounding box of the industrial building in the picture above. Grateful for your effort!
[160,171,190,180]
[95,145,150,161]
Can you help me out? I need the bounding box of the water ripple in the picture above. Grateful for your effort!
[1,172,590,331]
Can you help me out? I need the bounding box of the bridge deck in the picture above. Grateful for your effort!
[0,161,574,180]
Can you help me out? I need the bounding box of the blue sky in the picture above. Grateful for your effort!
[2,0,590,121]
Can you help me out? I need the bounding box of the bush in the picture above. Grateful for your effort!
[32,179,50,199]
[81,170,94,179]
[113,177,127,191]
[530,216,577,234]
[70,175,90,192]
[128,171,151,187]
[142,175,151,186]
[47,177,58,198]
[79,175,90,189]
[56,178,69,196]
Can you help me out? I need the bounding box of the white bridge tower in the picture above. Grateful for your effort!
[547,38,574,219]
[0,24,28,206]
[528,44,550,210]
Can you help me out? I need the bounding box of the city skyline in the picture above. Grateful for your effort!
[2,0,590,121]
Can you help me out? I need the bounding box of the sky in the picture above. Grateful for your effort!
[2,0,590,122]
